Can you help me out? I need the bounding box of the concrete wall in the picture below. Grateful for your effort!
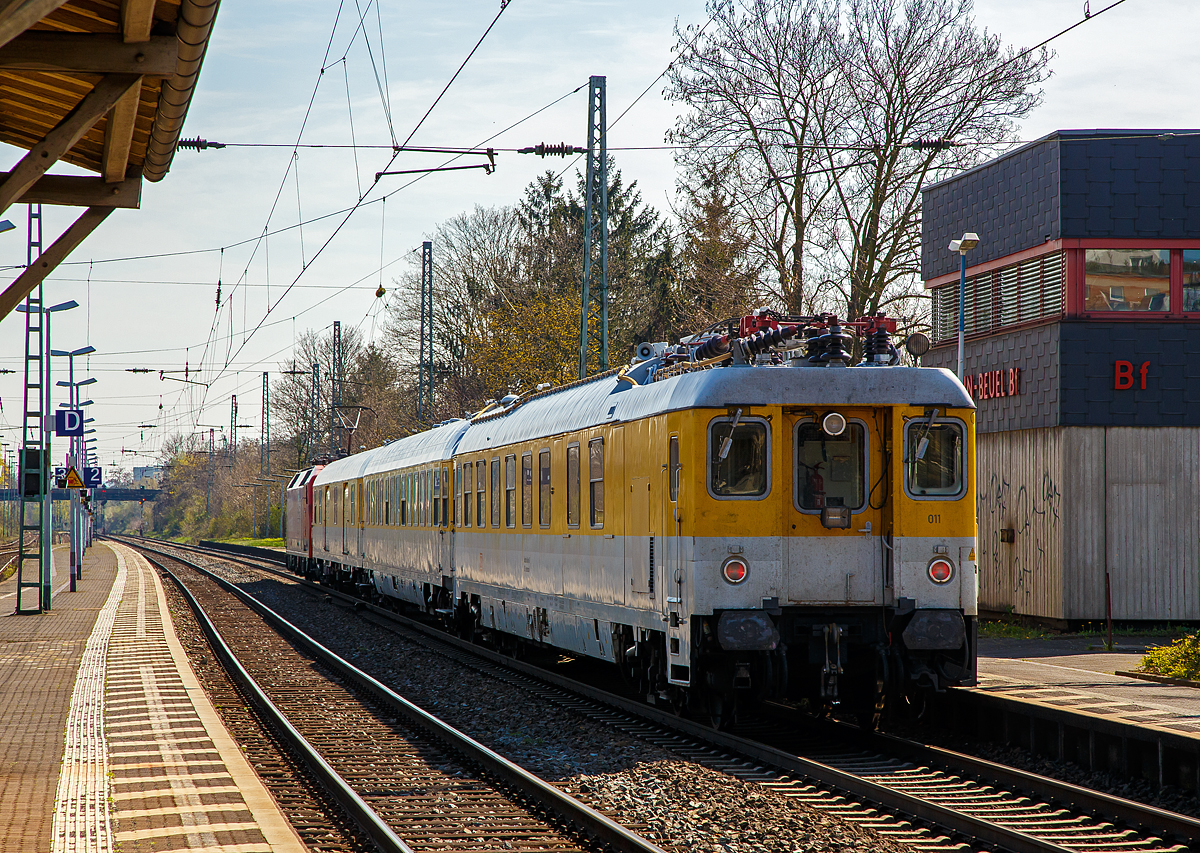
[976,426,1200,622]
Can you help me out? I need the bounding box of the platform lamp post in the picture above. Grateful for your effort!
[948,233,980,380]
[53,347,95,588]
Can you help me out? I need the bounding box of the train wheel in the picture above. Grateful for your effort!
[704,689,735,730]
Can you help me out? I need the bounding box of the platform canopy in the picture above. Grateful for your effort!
[0,0,221,319]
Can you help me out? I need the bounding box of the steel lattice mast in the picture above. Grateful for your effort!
[579,75,608,379]
[418,241,433,421]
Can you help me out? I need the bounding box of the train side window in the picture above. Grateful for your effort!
[462,462,473,527]
[439,468,445,526]
[669,436,680,502]
[904,419,965,498]
[566,444,580,527]
[436,467,446,527]
[795,421,866,511]
[539,450,551,527]
[521,452,533,527]
[491,458,500,528]
[708,418,770,498]
[476,460,485,527]
[505,455,516,527]
[589,438,604,528]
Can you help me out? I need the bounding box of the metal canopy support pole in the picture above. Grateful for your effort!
[15,203,44,613]
[578,75,608,379]
[261,371,269,537]
[330,320,342,456]
[68,353,76,592]
[418,241,432,421]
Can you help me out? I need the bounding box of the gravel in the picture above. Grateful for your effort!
[180,553,911,853]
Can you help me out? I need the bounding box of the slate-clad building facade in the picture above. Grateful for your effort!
[921,130,1200,623]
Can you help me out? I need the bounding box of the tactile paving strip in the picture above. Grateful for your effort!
[49,543,305,853]
[49,543,127,853]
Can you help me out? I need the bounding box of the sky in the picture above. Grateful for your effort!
[0,0,1197,477]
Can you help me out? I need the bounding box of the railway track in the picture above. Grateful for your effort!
[120,537,1200,853]
[130,542,667,853]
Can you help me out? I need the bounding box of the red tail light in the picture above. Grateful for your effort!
[928,558,954,584]
[722,557,748,584]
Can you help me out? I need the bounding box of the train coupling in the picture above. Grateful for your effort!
[820,622,844,699]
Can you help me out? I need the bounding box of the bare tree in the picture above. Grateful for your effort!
[667,0,1051,327]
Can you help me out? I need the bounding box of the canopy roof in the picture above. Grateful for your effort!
[0,0,221,318]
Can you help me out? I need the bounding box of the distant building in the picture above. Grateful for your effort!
[133,466,163,484]
[921,129,1200,624]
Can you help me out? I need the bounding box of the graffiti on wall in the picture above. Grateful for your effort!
[978,468,1061,612]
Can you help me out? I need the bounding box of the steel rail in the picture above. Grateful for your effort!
[135,542,668,853]
[143,552,416,853]
[119,538,1200,853]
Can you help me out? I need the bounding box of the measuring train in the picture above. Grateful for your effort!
[285,312,977,725]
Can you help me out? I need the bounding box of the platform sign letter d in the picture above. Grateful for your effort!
[55,409,84,436]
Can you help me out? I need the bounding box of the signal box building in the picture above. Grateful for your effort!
[921,129,1200,624]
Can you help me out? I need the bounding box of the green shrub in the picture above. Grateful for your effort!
[1140,632,1200,680]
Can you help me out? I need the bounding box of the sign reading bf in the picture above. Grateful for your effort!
[55,409,84,436]
[1114,360,1150,390]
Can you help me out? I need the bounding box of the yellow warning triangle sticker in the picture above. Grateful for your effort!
[64,466,84,488]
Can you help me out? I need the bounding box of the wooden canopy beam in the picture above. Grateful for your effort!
[0,206,114,321]
[102,0,156,181]
[7,171,142,208]
[0,31,177,75]
[0,73,141,215]
[0,0,70,51]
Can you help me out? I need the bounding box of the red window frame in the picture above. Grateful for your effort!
[1065,239,1200,321]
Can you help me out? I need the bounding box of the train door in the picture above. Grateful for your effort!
[626,475,652,598]
[356,479,364,559]
[323,486,329,552]
[340,482,349,556]
[663,433,690,685]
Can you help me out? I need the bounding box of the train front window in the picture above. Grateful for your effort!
[708,419,769,498]
[905,420,965,498]
[795,422,865,511]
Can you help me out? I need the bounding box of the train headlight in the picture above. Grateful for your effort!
[927,557,954,584]
[822,411,846,436]
[722,556,749,584]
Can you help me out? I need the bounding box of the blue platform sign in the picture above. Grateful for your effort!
[55,409,84,437]
[83,467,102,487]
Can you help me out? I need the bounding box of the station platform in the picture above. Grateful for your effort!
[0,540,305,853]
[975,635,1200,737]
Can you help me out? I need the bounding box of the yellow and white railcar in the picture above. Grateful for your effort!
[299,317,977,721]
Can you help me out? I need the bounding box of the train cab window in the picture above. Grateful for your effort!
[505,455,516,527]
[490,458,500,528]
[905,419,965,498]
[566,444,580,527]
[476,461,486,527]
[521,453,533,527]
[795,421,866,511]
[589,438,604,527]
[708,418,769,498]
[539,450,551,527]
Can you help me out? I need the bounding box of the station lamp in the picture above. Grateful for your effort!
[948,232,980,380]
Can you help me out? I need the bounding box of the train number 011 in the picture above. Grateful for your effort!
[927,513,941,524]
